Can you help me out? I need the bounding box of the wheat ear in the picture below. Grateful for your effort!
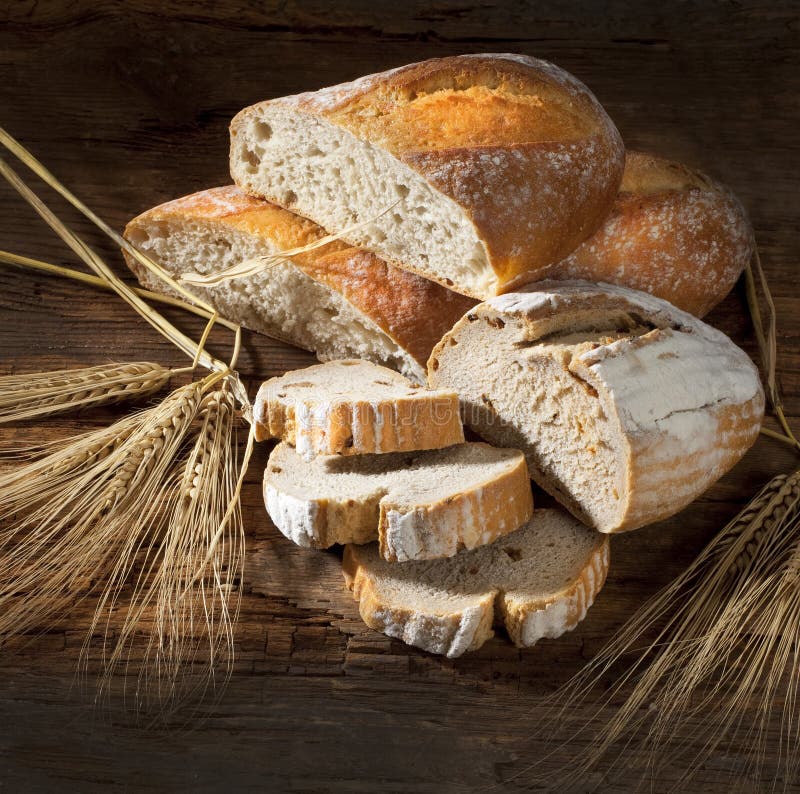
[0,156,249,412]
[525,472,800,792]
[89,385,245,713]
[0,362,178,424]
[0,380,203,647]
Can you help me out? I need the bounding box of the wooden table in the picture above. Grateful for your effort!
[1,2,798,791]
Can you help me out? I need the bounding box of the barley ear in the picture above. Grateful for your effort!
[92,384,246,714]
[0,382,204,650]
[0,362,176,424]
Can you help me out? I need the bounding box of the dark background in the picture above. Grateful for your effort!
[1,2,798,791]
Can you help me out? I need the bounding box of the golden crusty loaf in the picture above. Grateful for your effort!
[263,441,533,562]
[343,508,610,658]
[253,360,464,458]
[429,281,765,534]
[123,186,475,382]
[229,54,625,299]
[554,151,754,317]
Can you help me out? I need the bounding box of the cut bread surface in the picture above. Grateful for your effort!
[263,441,533,562]
[123,186,475,382]
[230,54,624,298]
[429,281,765,533]
[254,359,464,458]
[233,108,492,295]
[343,508,610,658]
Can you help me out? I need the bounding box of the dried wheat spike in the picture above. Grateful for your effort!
[718,471,800,578]
[95,384,245,713]
[0,362,174,424]
[0,381,204,650]
[529,467,800,792]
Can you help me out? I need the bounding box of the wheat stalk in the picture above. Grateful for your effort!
[0,361,178,424]
[0,128,221,317]
[527,252,800,791]
[0,155,250,413]
[179,198,402,287]
[0,250,239,330]
[526,473,800,791]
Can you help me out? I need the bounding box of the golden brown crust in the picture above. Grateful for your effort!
[301,247,476,367]
[123,186,474,370]
[236,54,625,291]
[555,151,754,317]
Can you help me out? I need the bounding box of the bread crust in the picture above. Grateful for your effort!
[553,151,754,317]
[230,54,625,295]
[123,186,475,376]
[262,442,533,562]
[253,360,465,457]
[342,511,610,657]
[429,281,765,533]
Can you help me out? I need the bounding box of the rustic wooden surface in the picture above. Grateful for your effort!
[1,2,799,791]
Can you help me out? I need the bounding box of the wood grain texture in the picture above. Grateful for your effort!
[0,2,798,791]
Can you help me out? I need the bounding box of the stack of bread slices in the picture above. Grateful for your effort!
[123,54,765,658]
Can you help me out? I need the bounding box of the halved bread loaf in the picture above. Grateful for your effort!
[553,151,754,317]
[428,281,765,534]
[229,53,624,299]
[123,186,475,382]
[253,360,463,458]
[263,441,533,562]
[343,508,610,658]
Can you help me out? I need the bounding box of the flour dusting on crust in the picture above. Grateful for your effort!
[148,185,260,219]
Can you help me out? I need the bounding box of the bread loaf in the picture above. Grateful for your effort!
[229,54,625,299]
[554,151,754,317]
[343,508,609,657]
[428,281,764,533]
[263,441,533,562]
[253,360,463,458]
[123,186,475,382]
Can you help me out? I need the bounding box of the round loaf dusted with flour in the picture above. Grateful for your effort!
[230,54,625,299]
[343,508,610,658]
[554,151,754,317]
[428,281,765,534]
[124,186,475,382]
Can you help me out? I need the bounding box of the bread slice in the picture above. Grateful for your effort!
[123,186,475,382]
[263,441,533,562]
[253,360,464,458]
[342,508,610,658]
[429,281,765,534]
[553,151,754,317]
[229,54,624,299]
